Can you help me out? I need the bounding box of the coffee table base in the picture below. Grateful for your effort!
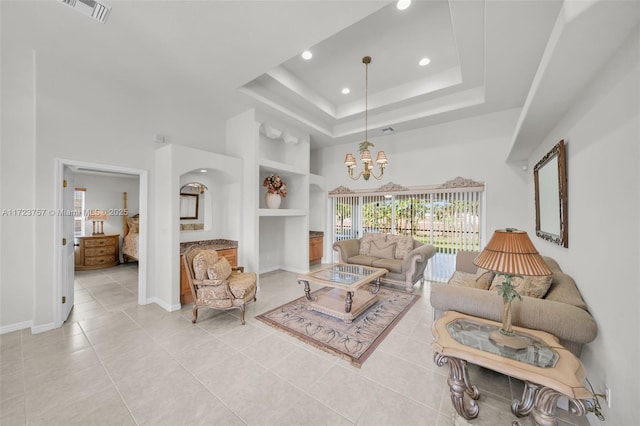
[309,287,378,323]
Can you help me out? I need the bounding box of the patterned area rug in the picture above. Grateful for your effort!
[256,284,420,367]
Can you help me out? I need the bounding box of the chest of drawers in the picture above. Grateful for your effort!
[74,234,120,271]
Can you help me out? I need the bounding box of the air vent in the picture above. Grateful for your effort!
[60,0,111,24]
[381,127,395,134]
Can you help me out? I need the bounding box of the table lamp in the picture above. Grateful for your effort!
[88,209,109,235]
[473,228,552,349]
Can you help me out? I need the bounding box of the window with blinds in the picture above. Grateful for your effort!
[74,188,86,237]
[329,180,484,282]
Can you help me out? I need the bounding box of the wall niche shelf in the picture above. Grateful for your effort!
[258,208,306,217]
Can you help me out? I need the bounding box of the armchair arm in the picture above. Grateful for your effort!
[192,278,234,299]
[402,244,436,281]
[332,239,361,263]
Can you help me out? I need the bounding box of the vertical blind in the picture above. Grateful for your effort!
[330,183,484,282]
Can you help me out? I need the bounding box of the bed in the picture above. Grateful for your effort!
[122,192,140,262]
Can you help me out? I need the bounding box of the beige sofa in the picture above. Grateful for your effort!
[333,233,436,292]
[430,251,597,357]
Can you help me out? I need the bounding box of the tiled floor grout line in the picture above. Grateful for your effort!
[77,313,140,426]
[120,308,250,425]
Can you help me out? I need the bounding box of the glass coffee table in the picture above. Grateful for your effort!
[432,311,594,426]
[297,264,388,323]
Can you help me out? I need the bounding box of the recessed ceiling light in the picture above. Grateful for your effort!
[396,0,411,11]
[200,169,207,173]
[301,50,313,60]
[419,57,431,66]
[341,88,351,95]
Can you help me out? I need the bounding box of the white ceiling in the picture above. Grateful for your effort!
[6,0,635,155]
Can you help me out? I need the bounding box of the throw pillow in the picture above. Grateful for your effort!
[192,250,219,280]
[475,268,495,290]
[368,240,396,259]
[387,234,414,259]
[448,271,492,290]
[359,233,381,256]
[489,274,553,298]
[207,257,232,281]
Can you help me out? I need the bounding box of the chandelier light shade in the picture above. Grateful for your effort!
[473,228,552,349]
[344,56,388,181]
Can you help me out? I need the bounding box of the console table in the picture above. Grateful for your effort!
[432,311,593,426]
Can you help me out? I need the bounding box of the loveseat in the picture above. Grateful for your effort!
[333,233,436,292]
[430,251,597,356]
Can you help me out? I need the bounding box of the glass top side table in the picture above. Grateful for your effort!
[447,318,559,368]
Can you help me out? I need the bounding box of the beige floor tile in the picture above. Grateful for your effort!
[307,364,387,423]
[270,346,338,391]
[0,395,26,425]
[241,332,300,369]
[356,387,440,425]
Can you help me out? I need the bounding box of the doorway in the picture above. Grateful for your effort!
[54,159,148,326]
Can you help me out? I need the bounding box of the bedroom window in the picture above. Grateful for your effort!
[74,188,86,237]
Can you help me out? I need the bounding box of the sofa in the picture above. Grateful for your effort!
[333,233,436,292]
[430,251,597,357]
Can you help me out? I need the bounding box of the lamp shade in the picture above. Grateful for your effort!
[344,153,356,166]
[88,209,109,221]
[375,151,388,165]
[473,229,551,276]
[360,149,373,163]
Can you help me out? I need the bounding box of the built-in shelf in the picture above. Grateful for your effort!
[259,159,307,176]
[258,208,307,217]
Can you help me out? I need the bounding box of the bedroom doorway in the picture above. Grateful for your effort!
[54,159,148,326]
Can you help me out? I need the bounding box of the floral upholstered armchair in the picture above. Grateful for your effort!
[182,246,257,324]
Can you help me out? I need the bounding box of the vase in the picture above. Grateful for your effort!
[265,193,282,209]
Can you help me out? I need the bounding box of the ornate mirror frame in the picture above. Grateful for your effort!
[534,139,568,247]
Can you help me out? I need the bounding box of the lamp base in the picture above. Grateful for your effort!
[489,329,529,350]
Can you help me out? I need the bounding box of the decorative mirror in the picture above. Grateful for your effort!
[179,193,199,219]
[534,139,568,247]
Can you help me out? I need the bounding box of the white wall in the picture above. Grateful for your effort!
[312,108,530,242]
[525,29,639,425]
[0,43,226,331]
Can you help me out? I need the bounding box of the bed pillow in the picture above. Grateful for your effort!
[207,257,232,281]
[192,250,219,280]
[127,215,140,233]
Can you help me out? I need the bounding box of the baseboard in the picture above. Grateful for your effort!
[146,297,182,312]
[0,320,32,335]
[31,321,58,334]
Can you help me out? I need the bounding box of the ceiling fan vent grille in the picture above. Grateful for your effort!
[59,0,111,24]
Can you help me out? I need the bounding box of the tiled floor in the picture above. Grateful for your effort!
[1,263,591,426]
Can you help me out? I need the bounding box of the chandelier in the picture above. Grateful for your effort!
[344,56,388,181]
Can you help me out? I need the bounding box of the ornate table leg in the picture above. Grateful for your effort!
[512,382,540,417]
[530,387,587,426]
[434,352,480,420]
[370,277,381,294]
[297,279,312,301]
[345,291,353,313]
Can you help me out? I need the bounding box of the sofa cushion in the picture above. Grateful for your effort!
[193,250,219,280]
[371,258,403,274]
[369,240,396,258]
[386,234,414,259]
[348,255,378,267]
[489,273,553,299]
[207,257,232,281]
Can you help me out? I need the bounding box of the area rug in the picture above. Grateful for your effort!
[256,284,419,367]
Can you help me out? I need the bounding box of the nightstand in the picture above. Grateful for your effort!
[74,234,120,271]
